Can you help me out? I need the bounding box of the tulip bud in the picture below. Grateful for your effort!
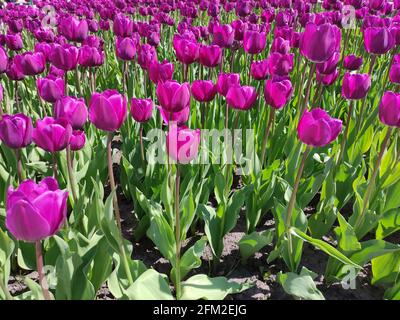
[54,96,88,129]
[264,77,293,109]
[250,60,269,80]
[37,76,65,103]
[379,91,400,127]
[216,73,240,96]
[342,73,371,100]
[156,80,190,113]
[70,130,86,151]
[116,37,136,61]
[191,80,217,102]
[166,124,200,163]
[130,98,154,123]
[0,113,33,149]
[33,117,72,152]
[243,30,267,55]
[226,85,258,111]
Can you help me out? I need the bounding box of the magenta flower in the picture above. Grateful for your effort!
[226,85,258,111]
[379,91,400,127]
[0,113,33,149]
[0,46,8,73]
[137,43,158,70]
[166,125,200,164]
[78,45,104,67]
[158,106,190,126]
[267,52,294,76]
[264,77,293,109]
[54,96,88,130]
[316,69,340,86]
[69,130,86,151]
[199,45,222,68]
[316,52,340,75]
[297,108,342,147]
[250,60,269,80]
[342,73,371,100]
[149,60,174,84]
[173,35,199,65]
[58,16,88,42]
[216,73,240,96]
[37,77,65,103]
[212,24,235,48]
[156,80,190,113]
[130,98,154,123]
[33,117,72,152]
[89,90,127,132]
[243,30,267,55]
[49,44,80,71]
[271,37,290,54]
[343,55,363,71]
[5,177,68,242]
[116,37,136,61]
[14,52,45,76]
[5,33,23,51]
[364,27,395,55]
[191,80,217,102]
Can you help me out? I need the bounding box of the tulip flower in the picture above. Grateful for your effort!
[0,46,8,73]
[137,43,157,70]
[156,80,190,114]
[250,60,269,80]
[226,85,258,111]
[0,113,33,149]
[267,52,294,76]
[78,45,104,67]
[49,44,80,71]
[212,24,234,48]
[130,98,154,123]
[6,177,68,299]
[243,30,267,55]
[13,52,45,76]
[191,80,217,103]
[54,96,88,130]
[116,37,136,61]
[364,27,394,55]
[159,106,190,126]
[389,61,400,84]
[216,73,240,96]
[113,14,134,37]
[316,69,340,86]
[343,54,363,71]
[379,91,400,127]
[36,76,65,103]
[5,33,23,51]
[316,52,340,75]
[149,60,174,84]
[271,37,291,54]
[69,130,86,151]
[264,78,293,110]
[342,73,371,100]
[33,117,72,153]
[59,16,89,42]
[199,44,222,68]
[173,34,199,65]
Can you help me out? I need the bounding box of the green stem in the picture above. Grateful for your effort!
[260,108,276,166]
[336,101,354,165]
[0,271,12,300]
[15,148,25,182]
[300,63,316,114]
[66,145,78,203]
[52,152,58,180]
[35,241,51,300]
[174,164,182,299]
[354,127,393,233]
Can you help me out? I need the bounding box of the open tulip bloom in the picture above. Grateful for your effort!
[1,0,400,302]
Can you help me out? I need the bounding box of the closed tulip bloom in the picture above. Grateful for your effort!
[159,105,190,126]
[389,63,400,84]
[156,80,190,113]
[166,125,200,163]
[300,23,341,63]
[89,90,127,131]
[264,77,293,109]
[149,60,174,84]
[79,45,104,67]
[130,98,154,123]
[0,46,8,73]
[33,117,72,152]
[271,36,290,54]
[364,27,394,55]
[226,85,258,111]
[6,59,24,81]
[316,69,340,86]
[14,52,46,76]
[316,52,340,75]
[5,33,23,51]
[379,91,400,126]
[343,54,363,71]
[113,14,134,37]
[49,65,65,78]
[173,35,199,65]
[250,60,269,80]
[49,44,79,71]
[297,108,342,147]
[116,37,136,61]
[0,113,33,149]
[243,30,267,54]
[137,43,157,70]
[59,16,88,42]
[212,24,235,48]
[267,52,294,76]
[54,96,88,130]
[36,77,65,103]
[5,177,68,242]
[216,73,240,96]
[342,73,371,100]
[69,130,86,151]
[199,45,222,68]
[191,80,217,102]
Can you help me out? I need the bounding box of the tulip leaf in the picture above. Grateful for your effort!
[239,230,274,263]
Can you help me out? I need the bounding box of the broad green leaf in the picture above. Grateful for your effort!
[239,230,273,263]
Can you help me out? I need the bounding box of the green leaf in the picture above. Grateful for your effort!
[334,213,361,252]
[239,230,273,263]
[290,227,361,269]
[376,209,400,240]
[371,252,400,285]
[180,274,252,300]
[124,269,174,300]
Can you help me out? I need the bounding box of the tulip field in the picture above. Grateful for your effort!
[1,0,400,302]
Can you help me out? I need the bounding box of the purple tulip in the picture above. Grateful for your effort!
[149,60,174,84]
[191,80,217,102]
[5,177,68,242]
[379,91,400,127]
[343,54,363,71]
[116,37,136,61]
[0,46,8,73]
[89,90,127,132]
[156,81,190,113]
[300,23,341,63]
[364,27,395,55]
[69,130,86,151]
[33,117,72,152]
[342,73,371,100]
[267,52,294,76]
[0,113,33,149]
[264,77,293,109]
[216,73,240,96]
[297,108,342,147]
[137,43,157,70]
[36,76,65,103]
[226,85,258,111]
[113,14,134,37]
[159,106,190,126]
[5,33,23,51]
[271,36,291,54]
[389,62,400,84]
[130,98,154,123]
[79,45,104,67]
[316,69,340,86]
[54,96,88,130]
[250,59,269,80]
[166,125,200,164]
[173,34,199,65]
[6,59,24,81]
[14,52,46,76]
[59,16,88,42]
[212,24,235,48]
[243,30,267,55]
[316,52,340,75]
[199,44,222,68]
[49,44,80,71]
